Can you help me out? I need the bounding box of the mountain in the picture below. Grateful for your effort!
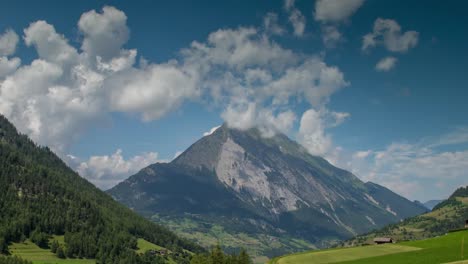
[108,124,427,260]
[344,185,468,246]
[423,199,444,210]
[0,115,203,263]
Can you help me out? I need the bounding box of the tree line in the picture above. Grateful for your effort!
[0,115,205,263]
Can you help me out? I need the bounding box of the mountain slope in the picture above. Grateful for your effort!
[344,185,468,246]
[423,200,444,210]
[0,115,203,263]
[108,125,427,258]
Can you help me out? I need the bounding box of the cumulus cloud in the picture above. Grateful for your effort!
[0,29,19,56]
[362,18,419,52]
[297,109,332,156]
[73,149,161,190]
[0,7,201,152]
[315,0,365,23]
[78,6,130,60]
[0,57,20,78]
[182,27,347,135]
[375,56,397,72]
[263,12,285,36]
[24,21,79,66]
[107,62,199,121]
[321,25,342,48]
[314,0,365,48]
[284,0,306,37]
[0,6,349,171]
[222,102,296,137]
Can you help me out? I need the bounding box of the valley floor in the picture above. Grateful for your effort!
[270,229,468,264]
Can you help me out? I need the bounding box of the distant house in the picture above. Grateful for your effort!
[373,237,393,244]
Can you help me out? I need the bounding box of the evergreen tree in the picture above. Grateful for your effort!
[50,240,59,253]
[237,249,251,264]
[56,246,65,259]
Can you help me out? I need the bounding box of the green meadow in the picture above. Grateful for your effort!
[6,237,170,264]
[271,229,468,264]
[8,240,94,264]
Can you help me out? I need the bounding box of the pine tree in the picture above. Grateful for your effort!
[210,245,225,264]
[56,246,65,259]
[238,248,251,264]
[50,240,59,253]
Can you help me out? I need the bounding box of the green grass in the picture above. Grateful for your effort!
[272,230,468,264]
[8,240,95,264]
[136,238,164,254]
[6,237,177,264]
[272,244,420,264]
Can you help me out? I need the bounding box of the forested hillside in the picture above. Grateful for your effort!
[0,115,204,263]
[344,185,468,246]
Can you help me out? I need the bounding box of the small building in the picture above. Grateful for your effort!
[373,237,393,244]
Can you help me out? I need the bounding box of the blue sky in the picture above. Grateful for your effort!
[0,0,467,201]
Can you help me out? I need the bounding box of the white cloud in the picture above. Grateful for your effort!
[24,21,79,66]
[0,56,20,78]
[0,29,19,56]
[222,102,296,137]
[315,0,365,23]
[322,25,342,48]
[336,129,468,200]
[263,12,285,36]
[314,0,365,48]
[297,109,332,156]
[362,18,419,53]
[108,62,199,121]
[203,125,221,136]
[78,6,129,60]
[353,150,372,159]
[74,149,161,190]
[284,0,306,37]
[0,6,349,163]
[375,56,397,72]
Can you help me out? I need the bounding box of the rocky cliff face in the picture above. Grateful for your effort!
[108,124,427,252]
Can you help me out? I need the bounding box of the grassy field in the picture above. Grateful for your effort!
[8,240,95,264]
[136,238,164,254]
[272,230,468,264]
[7,237,167,264]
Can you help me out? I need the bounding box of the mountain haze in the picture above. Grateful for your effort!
[109,125,427,258]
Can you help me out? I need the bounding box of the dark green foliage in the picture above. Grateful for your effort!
[190,246,252,264]
[450,186,468,198]
[0,115,204,263]
[29,230,48,248]
[56,246,65,259]
[50,240,59,253]
[433,186,468,211]
[0,255,31,264]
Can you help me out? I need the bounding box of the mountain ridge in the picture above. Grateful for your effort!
[109,124,427,259]
[344,185,468,246]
